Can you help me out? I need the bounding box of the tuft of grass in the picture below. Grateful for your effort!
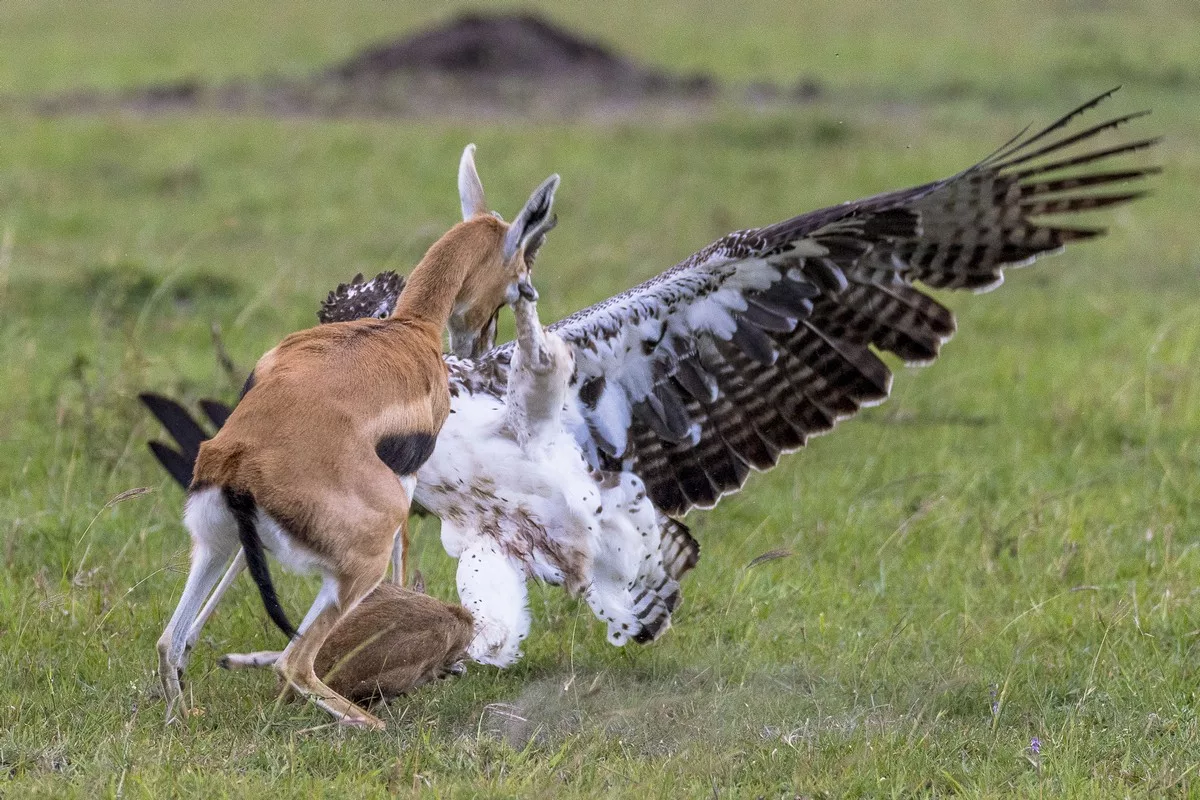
[2,2,1199,797]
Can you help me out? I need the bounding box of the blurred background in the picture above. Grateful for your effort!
[1,2,1198,795]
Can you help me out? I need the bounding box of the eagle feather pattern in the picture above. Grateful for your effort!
[470,88,1158,516]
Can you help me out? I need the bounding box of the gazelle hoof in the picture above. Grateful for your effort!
[340,713,386,731]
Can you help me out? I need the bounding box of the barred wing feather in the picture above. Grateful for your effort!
[522,89,1157,516]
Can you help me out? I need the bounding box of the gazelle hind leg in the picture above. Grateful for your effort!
[273,564,388,729]
[157,539,238,722]
[185,548,246,653]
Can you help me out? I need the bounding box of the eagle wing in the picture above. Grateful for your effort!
[503,89,1158,517]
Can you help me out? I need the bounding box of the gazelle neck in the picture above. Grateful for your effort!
[390,220,495,330]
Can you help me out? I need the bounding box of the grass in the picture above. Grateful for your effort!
[1,1,1199,796]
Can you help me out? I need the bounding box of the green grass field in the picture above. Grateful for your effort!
[2,1,1199,796]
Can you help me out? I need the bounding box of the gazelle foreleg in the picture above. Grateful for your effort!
[505,294,573,448]
[273,561,389,729]
[389,476,416,586]
[389,525,405,587]
[511,293,551,371]
[219,650,282,670]
[219,575,342,671]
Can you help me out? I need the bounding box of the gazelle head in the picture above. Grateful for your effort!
[450,144,559,358]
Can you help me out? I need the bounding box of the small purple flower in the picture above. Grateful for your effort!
[1029,737,1041,756]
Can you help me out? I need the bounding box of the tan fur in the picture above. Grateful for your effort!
[315,583,473,704]
[195,218,514,537]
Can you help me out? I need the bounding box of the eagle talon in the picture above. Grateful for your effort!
[517,279,538,302]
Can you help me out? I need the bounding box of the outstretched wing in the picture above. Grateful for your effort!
[532,89,1158,517]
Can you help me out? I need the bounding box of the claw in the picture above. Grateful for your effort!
[517,279,539,302]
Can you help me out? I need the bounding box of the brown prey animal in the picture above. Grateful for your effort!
[157,145,559,730]
[313,580,474,704]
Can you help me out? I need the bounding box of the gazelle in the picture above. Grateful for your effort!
[211,574,474,705]
[313,580,473,705]
[156,145,559,730]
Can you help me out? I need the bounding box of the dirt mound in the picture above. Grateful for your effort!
[331,12,704,92]
[38,12,817,118]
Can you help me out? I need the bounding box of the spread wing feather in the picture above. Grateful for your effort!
[475,89,1156,516]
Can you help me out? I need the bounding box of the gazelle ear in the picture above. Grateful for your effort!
[458,144,487,221]
[503,174,560,263]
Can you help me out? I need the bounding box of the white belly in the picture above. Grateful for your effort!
[412,389,672,664]
[184,486,329,576]
[415,391,601,588]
